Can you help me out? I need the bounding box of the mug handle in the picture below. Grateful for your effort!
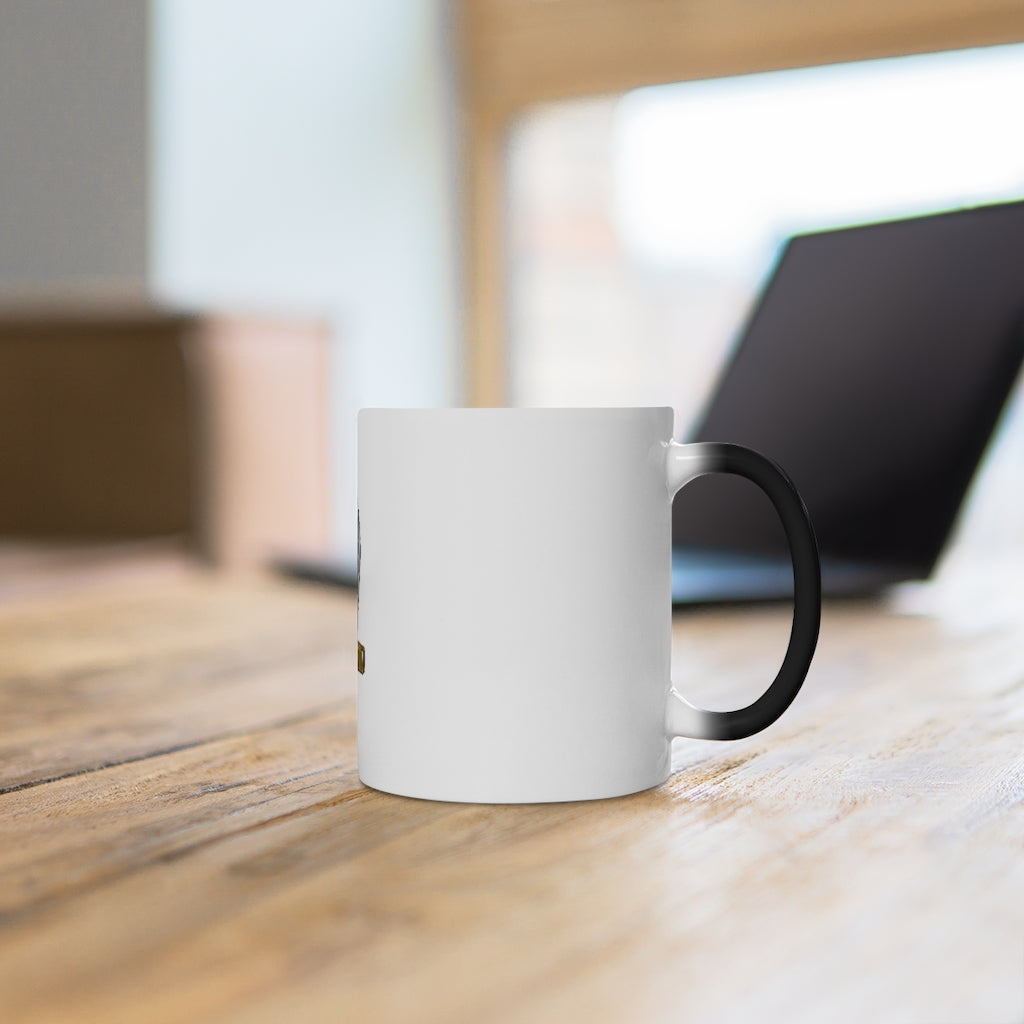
[665,441,821,741]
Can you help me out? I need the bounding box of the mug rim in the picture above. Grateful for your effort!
[359,405,674,417]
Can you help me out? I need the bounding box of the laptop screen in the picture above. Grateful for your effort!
[672,200,1024,572]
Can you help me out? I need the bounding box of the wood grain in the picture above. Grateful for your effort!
[0,560,1022,1023]
[0,576,353,790]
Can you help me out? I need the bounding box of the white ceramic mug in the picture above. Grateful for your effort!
[357,408,820,803]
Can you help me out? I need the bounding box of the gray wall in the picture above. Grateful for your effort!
[0,0,148,298]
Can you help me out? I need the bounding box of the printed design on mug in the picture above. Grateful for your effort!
[357,509,364,674]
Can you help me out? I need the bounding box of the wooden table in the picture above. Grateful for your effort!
[1,554,1022,1023]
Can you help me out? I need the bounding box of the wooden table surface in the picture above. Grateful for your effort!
[1,554,1022,1023]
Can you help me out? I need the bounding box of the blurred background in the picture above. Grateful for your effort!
[1,0,1023,586]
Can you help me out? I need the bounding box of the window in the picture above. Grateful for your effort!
[507,43,1024,437]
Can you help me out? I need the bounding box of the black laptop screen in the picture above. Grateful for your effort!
[672,201,1024,572]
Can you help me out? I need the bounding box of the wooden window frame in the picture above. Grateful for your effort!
[457,0,1024,406]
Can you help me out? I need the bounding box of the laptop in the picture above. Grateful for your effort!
[279,200,1024,603]
[671,199,1024,603]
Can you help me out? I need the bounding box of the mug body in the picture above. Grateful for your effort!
[357,407,675,803]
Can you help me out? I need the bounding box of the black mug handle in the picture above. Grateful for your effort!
[665,442,821,741]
